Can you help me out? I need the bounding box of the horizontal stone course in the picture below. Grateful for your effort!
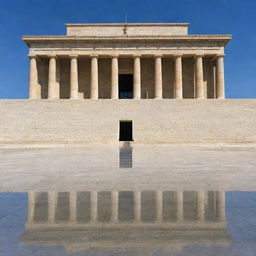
[0,99,255,146]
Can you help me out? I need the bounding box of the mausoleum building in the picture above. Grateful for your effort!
[23,23,231,100]
[2,22,256,146]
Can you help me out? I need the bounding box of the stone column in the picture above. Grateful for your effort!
[134,191,141,222]
[70,55,79,99]
[133,55,141,99]
[196,191,205,221]
[90,191,98,222]
[91,55,98,99]
[56,60,60,99]
[69,191,77,222]
[195,55,205,99]
[48,191,56,222]
[217,191,225,221]
[28,191,36,222]
[111,56,119,99]
[48,55,57,99]
[154,55,162,99]
[216,54,225,99]
[111,191,119,223]
[174,55,183,99]
[177,190,183,221]
[29,55,40,99]
[156,191,163,222]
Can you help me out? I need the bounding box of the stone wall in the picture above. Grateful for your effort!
[66,23,189,37]
[0,100,255,146]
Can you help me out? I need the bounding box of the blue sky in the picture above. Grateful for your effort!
[0,0,255,99]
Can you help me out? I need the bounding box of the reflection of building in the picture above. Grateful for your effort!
[20,190,230,253]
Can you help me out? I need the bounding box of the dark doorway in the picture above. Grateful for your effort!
[119,74,133,99]
[119,121,133,141]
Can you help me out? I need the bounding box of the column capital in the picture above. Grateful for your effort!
[194,54,204,58]
[173,54,183,58]
[111,54,119,58]
[216,54,225,58]
[69,54,78,59]
[90,54,98,58]
[28,53,38,59]
[133,54,142,58]
[48,54,57,59]
[154,54,162,58]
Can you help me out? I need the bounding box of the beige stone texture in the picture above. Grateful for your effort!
[65,23,189,37]
[0,100,255,146]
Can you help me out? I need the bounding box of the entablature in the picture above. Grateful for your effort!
[22,34,232,47]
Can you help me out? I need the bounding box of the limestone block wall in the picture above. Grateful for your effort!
[0,100,255,146]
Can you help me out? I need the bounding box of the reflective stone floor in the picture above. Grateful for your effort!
[0,146,256,256]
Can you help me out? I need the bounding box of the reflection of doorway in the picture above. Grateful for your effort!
[119,121,133,141]
[119,74,133,99]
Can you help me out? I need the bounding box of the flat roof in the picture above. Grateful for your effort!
[65,23,190,27]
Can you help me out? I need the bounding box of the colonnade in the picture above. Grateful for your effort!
[27,190,226,224]
[29,54,225,100]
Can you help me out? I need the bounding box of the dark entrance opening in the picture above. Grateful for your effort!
[119,74,133,99]
[119,121,133,141]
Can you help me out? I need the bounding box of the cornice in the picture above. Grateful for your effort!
[22,34,232,47]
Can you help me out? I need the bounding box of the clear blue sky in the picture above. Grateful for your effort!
[0,0,255,99]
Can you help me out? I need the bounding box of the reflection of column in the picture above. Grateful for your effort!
[177,191,183,221]
[217,191,225,221]
[48,191,56,222]
[156,191,163,222]
[196,191,205,221]
[28,191,36,222]
[134,191,141,222]
[69,191,77,222]
[111,191,119,223]
[111,56,119,99]
[90,191,98,222]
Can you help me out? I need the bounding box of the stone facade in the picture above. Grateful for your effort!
[1,23,255,146]
[0,100,255,146]
[23,23,231,100]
